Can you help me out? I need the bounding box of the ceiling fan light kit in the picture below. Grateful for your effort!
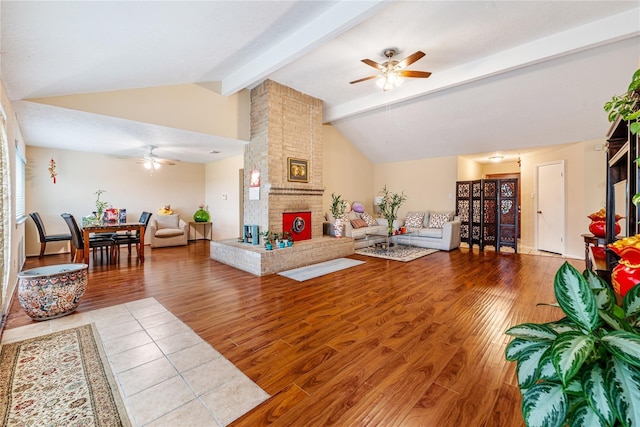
[137,145,179,171]
[350,48,431,91]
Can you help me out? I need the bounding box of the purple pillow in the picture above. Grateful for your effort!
[352,202,365,213]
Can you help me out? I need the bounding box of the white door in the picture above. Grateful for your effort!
[536,161,565,254]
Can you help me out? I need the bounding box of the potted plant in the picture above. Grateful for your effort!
[94,189,109,221]
[505,262,640,427]
[260,230,273,250]
[283,230,293,247]
[330,193,348,237]
[604,67,640,136]
[378,185,407,235]
[605,68,640,209]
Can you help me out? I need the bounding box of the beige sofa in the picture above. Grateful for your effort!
[325,209,460,251]
[149,214,188,248]
[394,210,461,251]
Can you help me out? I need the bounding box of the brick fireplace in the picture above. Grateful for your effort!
[243,80,324,238]
[210,80,355,275]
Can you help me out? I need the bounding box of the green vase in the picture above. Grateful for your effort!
[193,208,210,222]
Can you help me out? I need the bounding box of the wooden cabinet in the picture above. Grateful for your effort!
[603,114,639,275]
[456,179,519,252]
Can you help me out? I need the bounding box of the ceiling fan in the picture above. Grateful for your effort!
[350,48,432,91]
[136,146,179,170]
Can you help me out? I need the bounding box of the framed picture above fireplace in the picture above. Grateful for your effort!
[287,157,308,183]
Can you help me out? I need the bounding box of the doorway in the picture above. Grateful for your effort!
[536,161,565,254]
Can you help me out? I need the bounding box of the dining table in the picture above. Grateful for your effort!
[82,221,145,265]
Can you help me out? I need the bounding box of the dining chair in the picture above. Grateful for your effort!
[61,213,115,264]
[113,211,152,259]
[29,212,74,259]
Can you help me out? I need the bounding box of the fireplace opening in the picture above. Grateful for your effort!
[283,211,312,241]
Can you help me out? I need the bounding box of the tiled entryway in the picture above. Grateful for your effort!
[1,298,269,426]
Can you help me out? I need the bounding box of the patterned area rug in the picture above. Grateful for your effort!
[355,245,438,262]
[0,324,131,426]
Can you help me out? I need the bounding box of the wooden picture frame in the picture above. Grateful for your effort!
[287,157,309,183]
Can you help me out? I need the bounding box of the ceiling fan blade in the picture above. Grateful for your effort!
[397,51,425,69]
[155,159,178,165]
[349,75,378,84]
[361,58,384,70]
[398,70,432,78]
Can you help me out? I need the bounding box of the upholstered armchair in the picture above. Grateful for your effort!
[149,214,188,248]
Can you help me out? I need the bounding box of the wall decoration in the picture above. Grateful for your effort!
[287,158,308,183]
[48,158,57,184]
[249,169,260,200]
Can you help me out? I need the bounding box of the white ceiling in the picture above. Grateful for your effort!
[1,1,639,165]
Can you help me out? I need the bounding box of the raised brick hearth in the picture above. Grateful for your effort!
[210,237,354,276]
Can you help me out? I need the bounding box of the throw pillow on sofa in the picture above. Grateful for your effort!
[350,218,368,229]
[360,211,378,227]
[156,214,179,229]
[405,211,425,228]
[428,212,453,229]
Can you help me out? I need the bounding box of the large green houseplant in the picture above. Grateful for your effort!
[505,262,640,427]
[378,185,407,235]
[604,67,640,207]
[604,67,640,137]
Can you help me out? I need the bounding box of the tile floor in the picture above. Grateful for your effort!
[1,298,270,426]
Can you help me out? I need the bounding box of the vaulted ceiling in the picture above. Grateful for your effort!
[1,1,638,164]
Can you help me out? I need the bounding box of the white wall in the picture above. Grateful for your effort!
[25,146,205,256]
[205,155,243,240]
[520,140,606,259]
[374,156,458,218]
[323,124,375,213]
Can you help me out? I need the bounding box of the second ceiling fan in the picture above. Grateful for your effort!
[350,48,431,91]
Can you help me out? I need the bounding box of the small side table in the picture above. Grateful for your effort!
[581,233,606,270]
[189,221,212,241]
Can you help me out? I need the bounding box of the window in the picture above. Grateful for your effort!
[15,147,26,220]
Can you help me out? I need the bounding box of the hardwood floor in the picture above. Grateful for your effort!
[5,243,582,426]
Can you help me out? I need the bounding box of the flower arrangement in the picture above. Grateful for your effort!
[329,193,347,219]
[378,185,407,235]
[94,190,108,219]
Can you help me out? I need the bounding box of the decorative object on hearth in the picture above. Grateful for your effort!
[588,209,622,238]
[193,204,210,222]
[259,230,273,250]
[48,157,57,184]
[377,185,407,236]
[330,193,348,238]
[505,262,640,427]
[609,234,640,297]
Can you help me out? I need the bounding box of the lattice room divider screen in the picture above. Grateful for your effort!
[456,179,519,253]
